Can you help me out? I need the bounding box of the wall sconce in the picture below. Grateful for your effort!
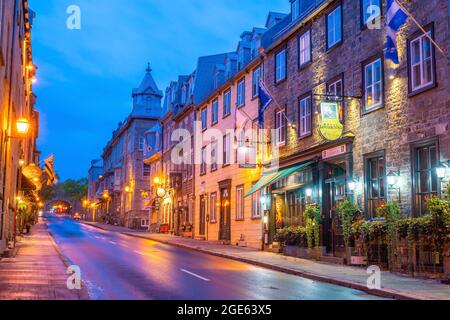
[387,170,401,203]
[305,188,313,198]
[387,170,400,187]
[348,177,359,193]
[124,186,131,193]
[436,163,447,180]
[388,68,397,80]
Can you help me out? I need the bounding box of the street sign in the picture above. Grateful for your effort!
[318,102,344,141]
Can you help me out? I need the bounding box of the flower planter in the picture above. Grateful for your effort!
[283,246,310,259]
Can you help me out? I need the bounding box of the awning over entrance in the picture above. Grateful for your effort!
[245,161,313,197]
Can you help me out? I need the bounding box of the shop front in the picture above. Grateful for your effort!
[254,138,355,258]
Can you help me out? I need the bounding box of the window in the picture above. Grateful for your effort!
[298,30,311,66]
[361,0,381,27]
[327,77,344,121]
[413,141,439,216]
[200,147,207,175]
[143,164,151,178]
[327,5,342,49]
[141,219,150,228]
[223,134,231,166]
[210,192,217,223]
[364,58,383,112]
[211,140,218,171]
[275,49,286,83]
[365,152,386,218]
[292,0,300,20]
[211,99,219,125]
[236,185,245,220]
[223,90,231,116]
[299,95,312,137]
[408,29,435,94]
[251,189,262,219]
[201,108,207,130]
[275,108,287,146]
[138,136,145,151]
[237,78,245,107]
[252,67,261,98]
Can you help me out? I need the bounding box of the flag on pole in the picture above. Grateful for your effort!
[44,154,58,185]
[258,79,273,127]
[385,0,408,64]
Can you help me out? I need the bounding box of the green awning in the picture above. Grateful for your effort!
[245,162,313,197]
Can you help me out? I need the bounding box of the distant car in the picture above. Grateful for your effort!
[73,213,81,220]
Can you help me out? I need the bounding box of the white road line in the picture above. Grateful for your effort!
[180,269,210,282]
[109,241,117,245]
[134,250,147,256]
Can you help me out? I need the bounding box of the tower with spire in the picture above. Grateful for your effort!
[131,63,163,118]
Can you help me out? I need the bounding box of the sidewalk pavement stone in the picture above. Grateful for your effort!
[0,220,89,300]
[82,221,450,300]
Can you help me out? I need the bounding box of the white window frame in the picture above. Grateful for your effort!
[275,49,286,83]
[211,99,219,124]
[275,109,286,146]
[201,108,207,130]
[236,185,245,221]
[211,140,217,171]
[327,5,342,49]
[409,32,434,92]
[362,0,381,26]
[299,96,312,137]
[223,90,231,116]
[200,147,207,175]
[223,134,231,165]
[138,136,145,152]
[299,30,311,66]
[210,192,217,223]
[328,78,343,97]
[364,58,383,111]
[251,189,262,218]
[141,219,149,228]
[252,67,261,98]
[143,164,151,178]
[237,79,245,107]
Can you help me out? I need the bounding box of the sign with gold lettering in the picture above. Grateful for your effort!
[318,102,344,141]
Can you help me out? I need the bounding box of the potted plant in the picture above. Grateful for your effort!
[336,199,361,264]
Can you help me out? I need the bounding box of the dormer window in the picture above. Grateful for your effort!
[292,0,300,20]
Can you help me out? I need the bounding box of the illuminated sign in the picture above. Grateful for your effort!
[318,102,344,141]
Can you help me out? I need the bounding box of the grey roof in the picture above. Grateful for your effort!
[192,53,232,105]
[265,12,288,28]
[132,64,163,97]
[262,0,329,50]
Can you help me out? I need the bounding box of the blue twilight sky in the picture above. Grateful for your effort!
[30,0,288,181]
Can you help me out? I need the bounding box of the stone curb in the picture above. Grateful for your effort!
[45,223,90,300]
[122,232,430,301]
[80,221,431,300]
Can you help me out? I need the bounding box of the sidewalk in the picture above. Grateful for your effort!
[0,221,89,300]
[83,220,450,300]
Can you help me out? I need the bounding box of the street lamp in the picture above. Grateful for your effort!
[124,186,131,193]
[16,118,30,135]
[153,177,161,185]
[156,187,167,198]
[387,170,399,187]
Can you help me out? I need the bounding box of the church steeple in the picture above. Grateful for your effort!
[131,63,163,117]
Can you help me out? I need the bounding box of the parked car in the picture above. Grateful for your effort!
[73,213,81,220]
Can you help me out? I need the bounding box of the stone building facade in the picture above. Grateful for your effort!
[0,0,40,255]
[259,0,449,258]
[92,66,163,229]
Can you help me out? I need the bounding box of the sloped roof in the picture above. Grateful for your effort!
[192,53,232,105]
[133,64,162,97]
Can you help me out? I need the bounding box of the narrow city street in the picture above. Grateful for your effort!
[47,215,380,300]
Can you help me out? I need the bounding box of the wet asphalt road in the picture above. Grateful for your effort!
[46,215,381,300]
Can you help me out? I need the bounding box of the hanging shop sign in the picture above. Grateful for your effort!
[318,102,344,141]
